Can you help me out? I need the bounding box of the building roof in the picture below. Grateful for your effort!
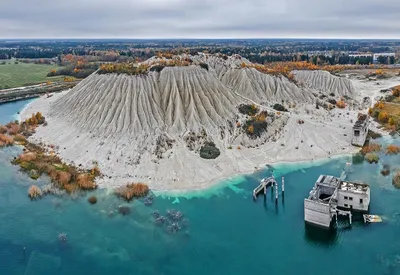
[339,181,369,194]
[353,113,368,129]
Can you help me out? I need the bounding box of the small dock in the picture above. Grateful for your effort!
[253,176,277,200]
[363,214,382,223]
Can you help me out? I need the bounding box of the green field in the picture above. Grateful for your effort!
[0,60,65,89]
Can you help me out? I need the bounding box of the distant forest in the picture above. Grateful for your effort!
[0,39,399,65]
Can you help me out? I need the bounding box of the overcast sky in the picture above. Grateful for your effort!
[1,0,400,39]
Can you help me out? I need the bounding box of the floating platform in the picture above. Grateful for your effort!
[363,214,382,223]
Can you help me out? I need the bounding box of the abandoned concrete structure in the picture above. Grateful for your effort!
[351,113,370,147]
[304,174,370,228]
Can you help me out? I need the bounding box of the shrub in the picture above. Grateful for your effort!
[393,87,400,97]
[361,143,382,155]
[199,63,209,71]
[77,174,97,190]
[23,113,44,126]
[115,183,149,201]
[378,111,389,123]
[0,125,7,134]
[19,152,37,162]
[336,100,346,108]
[6,123,21,135]
[371,109,380,118]
[393,170,400,188]
[14,134,26,142]
[386,144,400,155]
[327,99,337,105]
[385,95,396,102]
[0,134,14,146]
[48,66,97,79]
[90,166,101,177]
[199,142,221,159]
[150,65,165,72]
[56,171,72,185]
[244,118,268,138]
[272,104,288,112]
[255,113,266,122]
[88,196,97,204]
[365,153,379,164]
[367,130,382,140]
[28,185,42,199]
[374,101,385,109]
[238,104,259,116]
[247,125,254,135]
[98,63,149,76]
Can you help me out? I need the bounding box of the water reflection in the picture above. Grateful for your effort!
[304,223,338,247]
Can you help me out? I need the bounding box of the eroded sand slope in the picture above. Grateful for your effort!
[22,55,360,191]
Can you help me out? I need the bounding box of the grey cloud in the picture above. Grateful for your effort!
[0,0,399,38]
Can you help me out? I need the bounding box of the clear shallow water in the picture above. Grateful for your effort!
[1,101,400,275]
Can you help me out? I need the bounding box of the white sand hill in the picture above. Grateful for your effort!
[22,54,366,191]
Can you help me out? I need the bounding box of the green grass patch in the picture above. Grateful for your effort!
[0,60,65,89]
[54,163,68,171]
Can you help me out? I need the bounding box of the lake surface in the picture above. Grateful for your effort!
[0,98,35,124]
[1,99,400,275]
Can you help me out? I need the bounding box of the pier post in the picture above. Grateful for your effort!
[271,181,274,200]
[275,182,278,204]
[282,177,285,196]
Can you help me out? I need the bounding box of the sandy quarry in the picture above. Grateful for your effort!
[20,54,400,191]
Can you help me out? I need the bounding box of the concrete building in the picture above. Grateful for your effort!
[373,53,395,63]
[351,113,369,147]
[304,174,370,228]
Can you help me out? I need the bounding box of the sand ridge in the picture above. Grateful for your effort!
[21,55,365,191]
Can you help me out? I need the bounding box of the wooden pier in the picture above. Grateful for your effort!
[253,176,277,200]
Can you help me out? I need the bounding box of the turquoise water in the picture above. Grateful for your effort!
[0,98,35,124]
[1,101,400,275]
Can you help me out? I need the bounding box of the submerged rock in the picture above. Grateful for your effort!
[381,164,390,176]
[393,170,400,188]
[58,233,67,242]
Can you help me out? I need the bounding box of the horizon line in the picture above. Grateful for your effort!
[1,37,400,40]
